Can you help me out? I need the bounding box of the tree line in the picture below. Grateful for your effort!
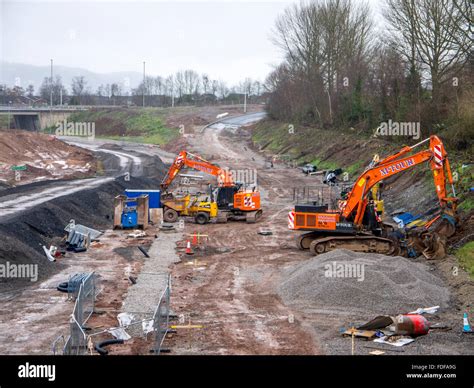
[266,0,472,143]
[0,70,265,107]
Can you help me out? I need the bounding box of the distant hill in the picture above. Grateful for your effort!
[0,62,143,94]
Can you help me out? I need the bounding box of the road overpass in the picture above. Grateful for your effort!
[0,106,91,131]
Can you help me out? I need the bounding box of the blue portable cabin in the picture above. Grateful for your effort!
[124,189,161,208]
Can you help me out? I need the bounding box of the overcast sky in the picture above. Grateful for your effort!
[1,0,384,85]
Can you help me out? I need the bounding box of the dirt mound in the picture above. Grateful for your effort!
[0,152,168,292]
[0,129,96,187]
[278,249,450,316]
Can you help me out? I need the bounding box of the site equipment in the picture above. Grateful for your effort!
[161,150,262,223]
[161,193,218,224]
[113,195,149,229]
[289,136,457,258]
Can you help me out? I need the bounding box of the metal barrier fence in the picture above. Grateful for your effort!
[54,271,172,355]
[60,272,96,355]
[152,274,171,355]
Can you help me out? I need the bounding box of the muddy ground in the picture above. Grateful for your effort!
[162,124,474,355]
[0,112,472,356]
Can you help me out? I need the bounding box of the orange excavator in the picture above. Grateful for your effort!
[289,135,457,258]
[161,150,263,223]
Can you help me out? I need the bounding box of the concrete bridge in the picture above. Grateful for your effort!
[0,106,89,131]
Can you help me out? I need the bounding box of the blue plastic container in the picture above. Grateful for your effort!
[121,210,138,228]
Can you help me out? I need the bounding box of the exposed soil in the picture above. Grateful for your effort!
[161,121,474,355]
[0,129,97,187]
[0,109,471,356]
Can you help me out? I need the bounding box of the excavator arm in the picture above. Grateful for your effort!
[160,150,233,191]
[341,136,457,225]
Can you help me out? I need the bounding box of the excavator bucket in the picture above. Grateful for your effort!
[420,232,447,260]
[406,229,447,260]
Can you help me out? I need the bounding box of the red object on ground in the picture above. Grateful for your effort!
[395,314,430,336]
[185,240,194,255]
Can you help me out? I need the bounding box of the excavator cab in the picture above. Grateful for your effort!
[210,183,262,222]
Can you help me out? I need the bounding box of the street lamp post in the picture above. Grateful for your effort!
[50,59,53,107]
[143,61,146,107]
[8,101,12,130]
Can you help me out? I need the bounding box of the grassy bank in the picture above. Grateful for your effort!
[457,241,474,279]
[46,107,180,146]
[251,119,473,209]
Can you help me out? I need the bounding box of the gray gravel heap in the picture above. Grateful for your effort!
[279,249,450,316]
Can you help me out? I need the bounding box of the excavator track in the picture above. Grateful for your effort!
[297,231,324,250]
[245,209,263,223]
[309,235,397,256]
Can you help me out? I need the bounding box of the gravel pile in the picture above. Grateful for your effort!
[278,249,450,316]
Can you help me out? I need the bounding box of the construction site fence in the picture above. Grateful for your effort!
[152,274,171,355]
[58,272,96,355]
[54,272,172,355]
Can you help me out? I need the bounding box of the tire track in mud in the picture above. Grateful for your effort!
[166,124,321,354]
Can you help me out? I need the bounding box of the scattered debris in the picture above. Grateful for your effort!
[65,220,102,252]
[258,228,273,236]
[42,245,56,262]
[94,339,124,355]
[159,223,176,231]
[357,316,393,331]
[137,246,150,258]
[342,329,377,340]
[127,230,147,238]
[369,350,385,355]
[408,306,440,315]
[142,319,154,336]
[65,220,102,240]
[374,336,414,347]
[108,327,131,341]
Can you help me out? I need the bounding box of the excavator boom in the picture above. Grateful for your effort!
[161,150,233,191]
[341,136,457,224]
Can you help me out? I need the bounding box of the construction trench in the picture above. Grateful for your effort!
[0,121,473,356]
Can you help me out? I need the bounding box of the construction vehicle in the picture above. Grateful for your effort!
[161,193,218,224]
[161,150,262,223]
[288,135,457,259]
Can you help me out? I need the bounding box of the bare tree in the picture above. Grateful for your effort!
[272,0,374,124]
[71,76,87,105]
[385,0,469,105]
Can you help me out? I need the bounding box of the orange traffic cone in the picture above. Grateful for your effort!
[185,240,194,255]
[192,233,198,246]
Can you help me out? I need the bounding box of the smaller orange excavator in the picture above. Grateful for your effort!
[161,150,262,223]
[289,135,458,259]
